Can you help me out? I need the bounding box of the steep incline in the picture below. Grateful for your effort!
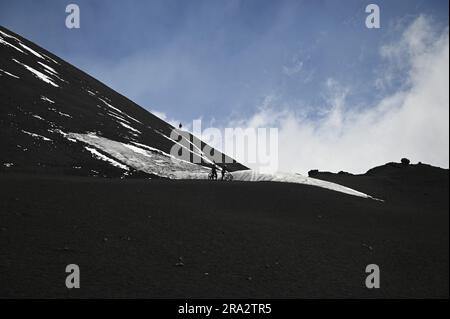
[0,26,247,178]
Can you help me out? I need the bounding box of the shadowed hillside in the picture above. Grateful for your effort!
[1,25,246,178]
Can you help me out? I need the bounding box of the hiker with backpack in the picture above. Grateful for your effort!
[221,167,226,180]
[209,163,218,180]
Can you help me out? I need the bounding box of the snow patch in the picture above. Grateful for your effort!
[118,121,141,134]
[68,133,208,178]
[32,114,45,121]
[18,42,44,59]
[154,129,214,165]
[43,53,60,65]
[41,96,55,103]
[13,59,59,87]
[98,98,122,113]
[108,112,130,124]
[16,144,28,151]
[37,62,66,83]
[57,111,71,118]
[48,128,77,141]
[232,171,374,199]
[50,129,77,142]
[130,141,197,166]
[21,130,52,142]
[37,61,57,74]
[0,30,20,41]
[0,36,25,53]
[98,98,143,124]
[48,107,72,118]
[171,170,376,199]
[84,147,130,171]
[0,31,47,60]
[0,68,19,79]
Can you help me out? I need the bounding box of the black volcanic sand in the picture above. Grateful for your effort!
[0,25,246,177]
[0,165,448,298]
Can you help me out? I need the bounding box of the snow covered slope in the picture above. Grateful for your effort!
[0,26,377,198]
[63,132,375,197]
[0,26,246,178]
[230,171,376,198]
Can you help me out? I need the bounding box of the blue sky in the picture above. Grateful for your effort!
[1,0,449,173]
[0,0,447,121]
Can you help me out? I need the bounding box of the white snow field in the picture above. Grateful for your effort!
[230,171,373,199]
[67,133,209,178]
[66,133,375,199]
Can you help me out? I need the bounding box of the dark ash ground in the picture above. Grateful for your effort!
[0,163,448,298]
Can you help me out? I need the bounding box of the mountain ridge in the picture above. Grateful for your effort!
[1,25,247,178]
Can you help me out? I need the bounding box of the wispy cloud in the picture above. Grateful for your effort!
[282,57,304,76]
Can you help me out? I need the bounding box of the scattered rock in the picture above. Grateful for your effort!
[308,169,319,177]
[175,257,185,267]
[401,158,410,166]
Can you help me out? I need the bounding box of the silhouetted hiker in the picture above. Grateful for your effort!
[178,123,182,129]
[221,167,226,180]
[211,165,217,180]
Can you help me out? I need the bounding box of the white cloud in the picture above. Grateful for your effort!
[222,16,449,174]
